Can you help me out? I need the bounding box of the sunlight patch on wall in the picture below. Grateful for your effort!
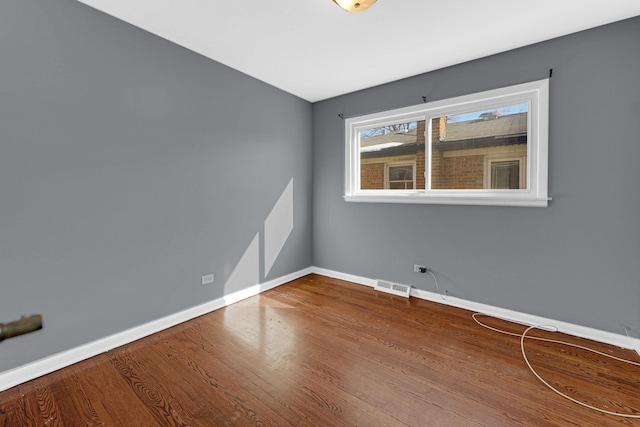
[223,232,260,297]
[264,179,294,277]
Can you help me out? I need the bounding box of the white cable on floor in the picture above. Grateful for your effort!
[472,313,640,419]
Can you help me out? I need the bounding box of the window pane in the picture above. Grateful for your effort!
[389,181,412,189]
[359,121,424,190]
[388,165,412,181]
[431,103,528,190]
[491,160,520,189]
[387,164,414,190]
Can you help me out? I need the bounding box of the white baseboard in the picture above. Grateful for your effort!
[310,267,640,351]
[0,267,313,393]
[4,266,637,393]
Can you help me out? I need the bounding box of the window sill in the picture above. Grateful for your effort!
[344,193,550,207]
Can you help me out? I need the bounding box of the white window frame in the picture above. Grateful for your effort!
[385,162,416,190]
[344,79,550,207]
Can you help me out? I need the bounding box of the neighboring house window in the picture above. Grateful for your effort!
[344,79,549,207]
[386,163,415,189]
[491,160,520,189]
[483,156,527,189]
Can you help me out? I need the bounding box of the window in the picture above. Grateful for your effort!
[386,163,415,189]
[344,79,549,207]
[484,156,526,190]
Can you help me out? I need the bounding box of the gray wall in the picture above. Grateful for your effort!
[313,16,640,335]
[0,0,312,372]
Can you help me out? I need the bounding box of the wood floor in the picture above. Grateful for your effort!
[1,274,640,426]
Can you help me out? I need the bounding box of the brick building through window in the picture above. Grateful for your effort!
[359,111,528,191]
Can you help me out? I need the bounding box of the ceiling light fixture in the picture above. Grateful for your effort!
[333,0,377,12]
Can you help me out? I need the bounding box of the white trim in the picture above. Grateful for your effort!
[312,267,378,287]
[309,267,640,351]
[0,267,313,392]
[6,266,635,392]
[345,79,549,207]
[344,193,550,207]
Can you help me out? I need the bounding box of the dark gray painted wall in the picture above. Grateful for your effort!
[0,0,312,371]
[313,16,640,335]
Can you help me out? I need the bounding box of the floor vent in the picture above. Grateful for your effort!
[374,280,411,298]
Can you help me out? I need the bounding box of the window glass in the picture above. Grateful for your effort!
[387,164,415,189]
[359,121,423,190]
[491,160,520,189]
[431,103,528,190]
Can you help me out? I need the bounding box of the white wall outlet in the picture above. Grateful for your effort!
[414,264,427,273]
[201,274,214,285]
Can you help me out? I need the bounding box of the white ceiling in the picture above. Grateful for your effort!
[77,0,640,102]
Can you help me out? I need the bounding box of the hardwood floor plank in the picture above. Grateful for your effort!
[198,314,408,426]
[72,357,161,425]
[144,325,295,426]
[0,385,38,427]
[1,274,639,426]
[296,283,568,424]
[22,379,64,426]
[265,281,536,422]
[107,347,194,426]
[170,320,316,426]
[226,284,551,426]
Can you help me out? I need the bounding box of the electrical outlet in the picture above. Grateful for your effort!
[414,264,426,273]
[201,274,214,285]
